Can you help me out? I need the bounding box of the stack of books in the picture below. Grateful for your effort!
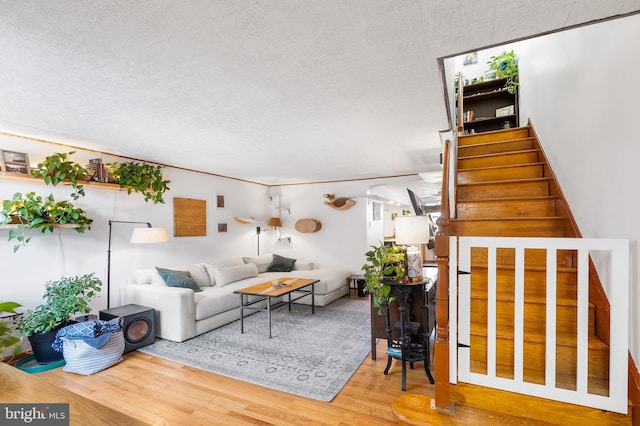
[86,158,111,182]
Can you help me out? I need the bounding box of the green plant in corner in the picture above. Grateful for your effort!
[31,151,90,200]
[0,301,23,363]
[107,161,171,204]
[1,192,93,252]
[362,243,404,315]
[487,50,519,94]
[17,274,102,338]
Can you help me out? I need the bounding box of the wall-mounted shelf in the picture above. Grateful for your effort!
[0,223,81,230]
[458,77,519,134]
[0,171,124,190]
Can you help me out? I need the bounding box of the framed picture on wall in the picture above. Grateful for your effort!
[217,222,228,233]
[372,201,381,221]
[216,194,225,209]
[1,150,30,175]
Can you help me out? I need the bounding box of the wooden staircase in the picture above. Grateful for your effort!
[446,126,632,424]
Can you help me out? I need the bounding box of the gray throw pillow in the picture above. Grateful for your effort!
[155,267,202,292]
[267,254,297,272]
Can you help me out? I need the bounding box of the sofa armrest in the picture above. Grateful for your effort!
[120,284,197,342]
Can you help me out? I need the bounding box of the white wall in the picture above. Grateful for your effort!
[0,133,414,316]
[461,15,640,367]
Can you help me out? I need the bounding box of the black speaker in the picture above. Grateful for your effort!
[100,304,155,353]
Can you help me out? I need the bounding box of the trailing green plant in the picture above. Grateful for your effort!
[31,151,90,200]
[487,50,519,94]
[17,274,102,337]
[362,243,404,315]
[107,161,170,204]
[0,301,23,361]
[0,192,93,252]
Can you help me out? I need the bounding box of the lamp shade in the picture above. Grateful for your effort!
[130,227,169,244]
[395,216,430,245]
[266,217,283,228]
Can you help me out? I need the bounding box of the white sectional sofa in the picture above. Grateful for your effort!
[121,254,352,342]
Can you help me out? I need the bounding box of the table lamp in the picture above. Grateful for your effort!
[394,216,430,282]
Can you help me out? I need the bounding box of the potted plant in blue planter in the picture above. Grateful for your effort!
[17,274,102,364]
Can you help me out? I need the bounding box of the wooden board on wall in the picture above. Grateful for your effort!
[173,197,206,237]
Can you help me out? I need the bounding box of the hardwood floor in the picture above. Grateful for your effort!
[30,296,552,425]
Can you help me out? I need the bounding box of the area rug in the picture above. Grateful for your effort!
[137,297,371,402]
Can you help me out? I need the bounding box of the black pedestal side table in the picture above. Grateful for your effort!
[383,279,435,390]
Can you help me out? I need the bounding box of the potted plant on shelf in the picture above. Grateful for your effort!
[17,274,102,364]
[0,301,24,364]
[0,192,93,252]
[362,243,404,315]
[107,161,171,204]
[487,50,519,94]
[31,151,90,200]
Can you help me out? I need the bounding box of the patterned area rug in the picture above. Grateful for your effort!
[137,297,371,402]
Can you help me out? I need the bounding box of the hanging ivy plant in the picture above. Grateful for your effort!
[107,161,170,204]
[31,151,89,200]
[487,50,519,94]
[0,192,93,252]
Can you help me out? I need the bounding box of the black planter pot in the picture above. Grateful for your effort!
[28,329,63,365]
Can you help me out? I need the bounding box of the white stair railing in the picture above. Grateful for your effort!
[449,236,629,414]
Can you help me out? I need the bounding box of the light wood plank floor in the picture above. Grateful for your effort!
[33,297,552,425]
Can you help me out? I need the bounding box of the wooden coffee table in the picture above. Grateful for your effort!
[234,277,319,338]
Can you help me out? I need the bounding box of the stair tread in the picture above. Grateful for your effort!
[458,176,551,187]
[458,161,546,172]
[457,195,560,203]
[468,264,578,273]
[469,294,582,307]
[451,216,565,222]
[458,137,534,147]
[459,148,539,161]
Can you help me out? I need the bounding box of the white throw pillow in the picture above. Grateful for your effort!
[188,263,212,288]
[134,269,162,284]
[242,254,273,273]
[202,257,245,285]
[213,263,259,287]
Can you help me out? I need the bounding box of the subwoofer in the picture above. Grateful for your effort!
[99,304,155,353]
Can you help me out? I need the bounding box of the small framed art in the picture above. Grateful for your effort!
[1,150,30,175]
[217,222,228,233]
[216,194,225,209]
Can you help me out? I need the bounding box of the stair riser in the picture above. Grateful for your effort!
[458,164,544,184]
[458,180,550,199]
[470,269,577,300]
[469,299,594,334]
[468,247,577,268]
[458,139,535,157]
[451,219,568,237]
[468,336,610,381]
[458,151,539,169]
[457,198,560,219]
[458,128,530,145]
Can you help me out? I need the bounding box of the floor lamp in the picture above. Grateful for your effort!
[395,216,430,282]
[107,220,168,308]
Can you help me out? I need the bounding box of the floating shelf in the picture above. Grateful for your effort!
[0,172,126,190]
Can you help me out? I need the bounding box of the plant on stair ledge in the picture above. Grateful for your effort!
[107,161,171,204]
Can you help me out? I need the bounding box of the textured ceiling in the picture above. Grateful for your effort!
[0,1,638,186]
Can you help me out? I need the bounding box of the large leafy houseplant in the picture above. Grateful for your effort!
[0,192,93,252]
[31,151,90,200]
[487,50,519,94]
[107,161,170,204]
[362,243,404,314]
[17,274,102,338]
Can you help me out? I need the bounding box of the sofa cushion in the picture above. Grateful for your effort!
[201,257,244,285]
[214,263,259,287]
[242,254,273,273]
[156,267,202,292]
[133,268,163,285]
[267,254,297,272]
[185,263,211,288]
[293,260,314,270]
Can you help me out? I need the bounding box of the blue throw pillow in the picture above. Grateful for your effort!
[266,254,297,272]
[155,267,201,292]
